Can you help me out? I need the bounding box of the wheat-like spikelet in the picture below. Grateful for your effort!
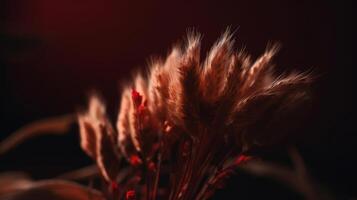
[78,95,121,182]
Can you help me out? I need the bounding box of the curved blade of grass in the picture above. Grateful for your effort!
[0,114,76,155]
[56,165,99,181]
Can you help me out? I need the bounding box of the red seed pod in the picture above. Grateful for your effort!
[235,155,252,165]
[110,181,119,191]
[131,89,143,108]
[126,190,136,200]
[129,155,142,166]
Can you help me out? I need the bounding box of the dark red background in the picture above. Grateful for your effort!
[0,0,355,199]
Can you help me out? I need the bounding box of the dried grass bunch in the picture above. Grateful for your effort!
[77,30,312,200]
[0,30,313,200]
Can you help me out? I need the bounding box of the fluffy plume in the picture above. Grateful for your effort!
[117,88,137,161]
[200,30,234,103]
[78,95,121,182]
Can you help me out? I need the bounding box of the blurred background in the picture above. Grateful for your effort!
[0,0,355,199]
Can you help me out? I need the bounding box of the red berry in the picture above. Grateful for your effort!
[131,89,143,108]
[126,190,136,200]
[110,181,119,190]
[130,155,141,166]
